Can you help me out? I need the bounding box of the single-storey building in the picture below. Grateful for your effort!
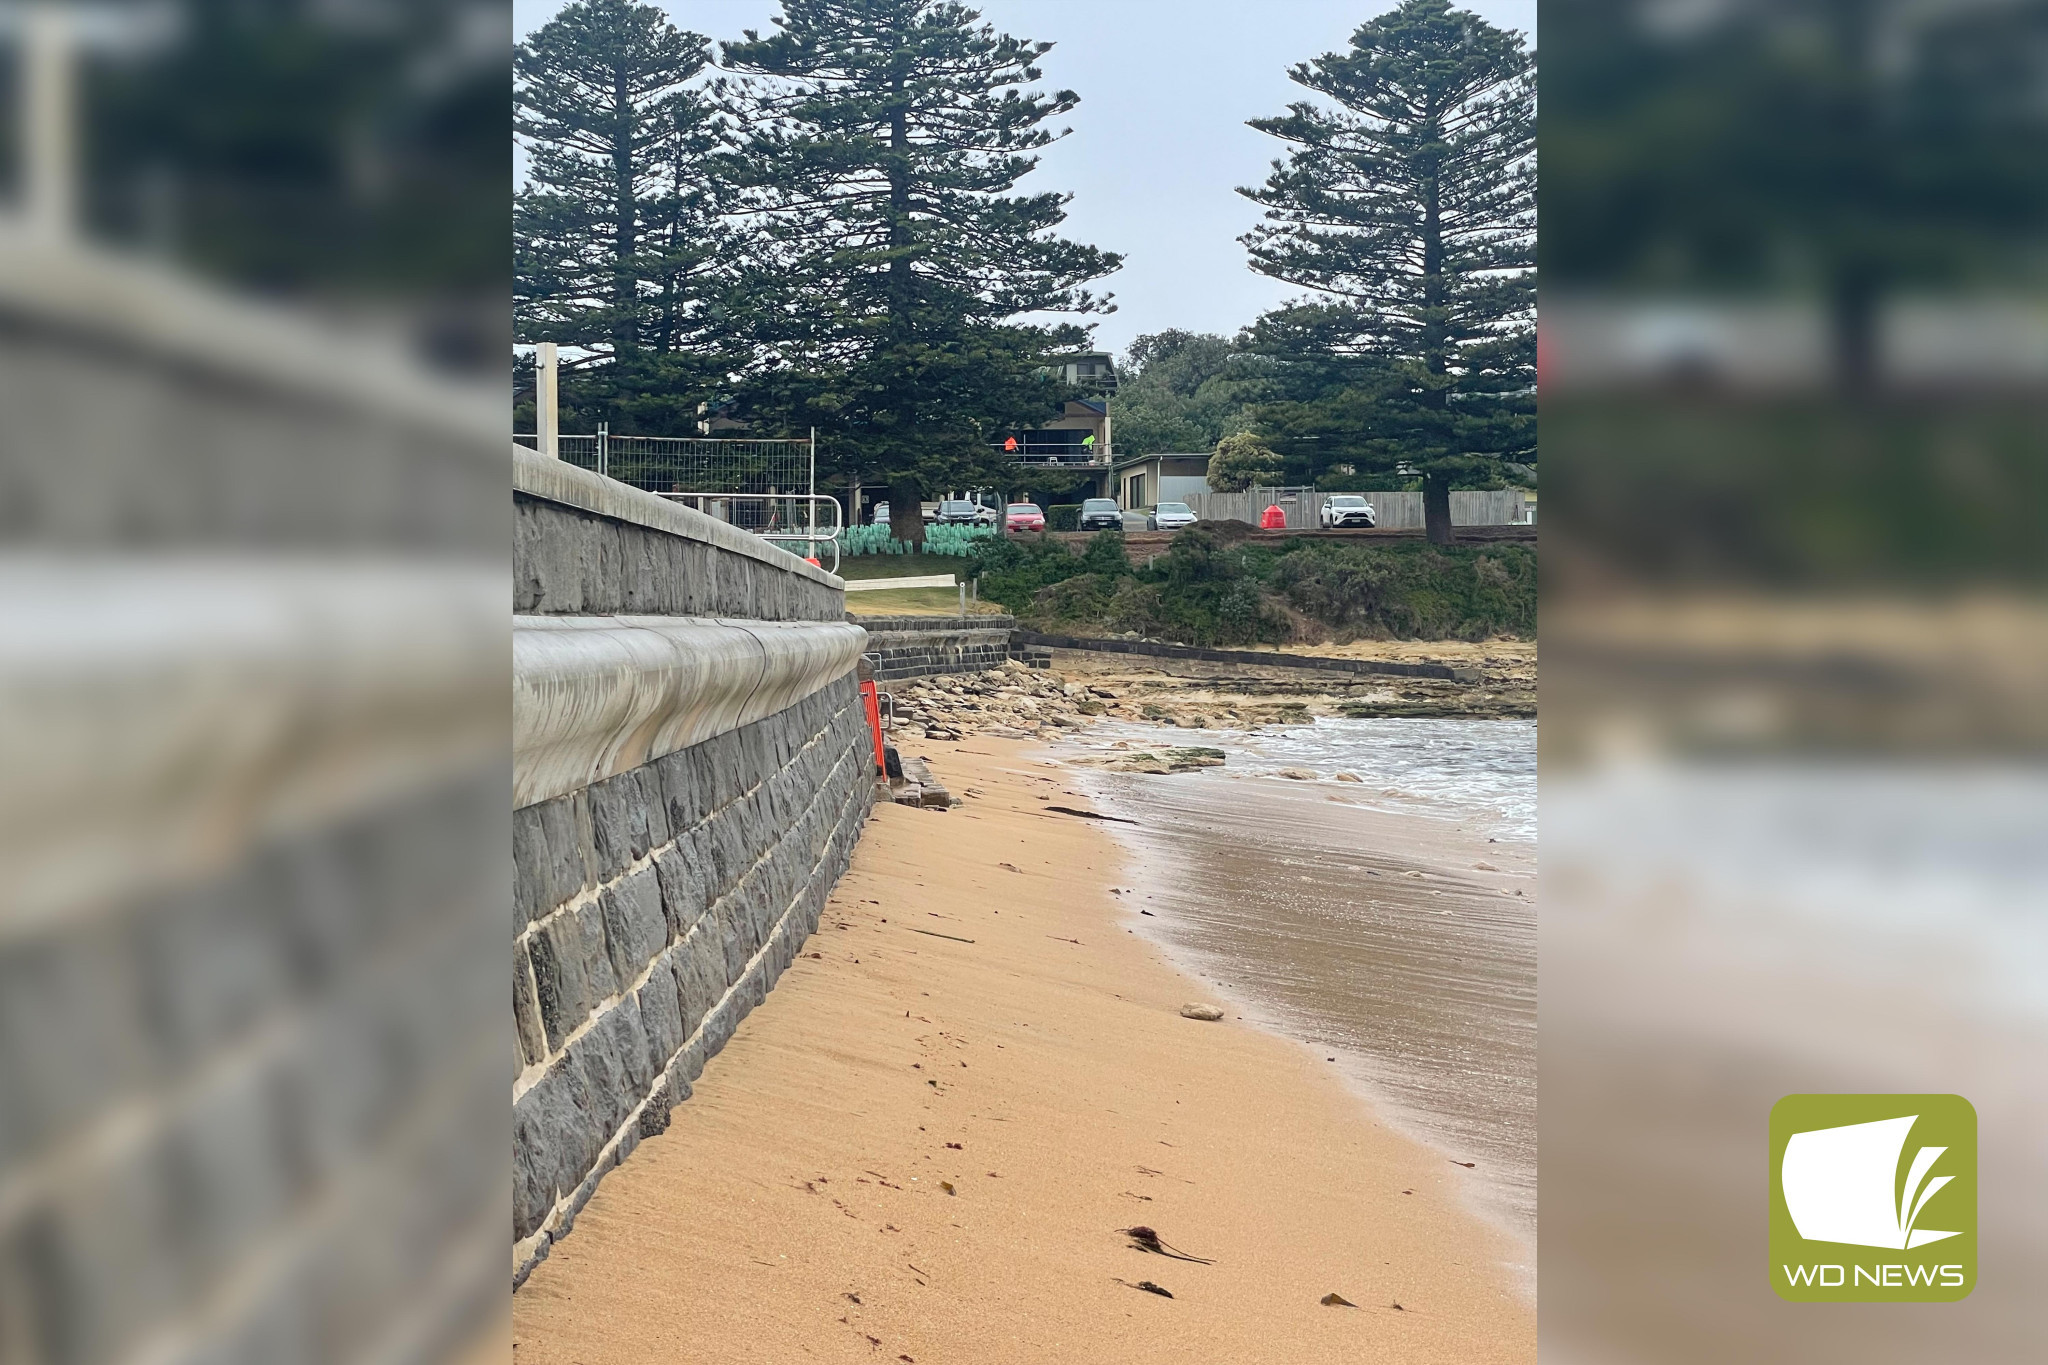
[1114,452,1211,509]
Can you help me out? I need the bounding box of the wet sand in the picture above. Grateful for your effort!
[1062,722,1538,1265]
[1541,763,2048,1363]
[511,740,1532,1363]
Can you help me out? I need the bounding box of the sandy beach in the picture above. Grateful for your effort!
[511,738,1533,1363]
[1061,718,1539,1254]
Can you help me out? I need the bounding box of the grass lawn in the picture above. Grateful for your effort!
[844,588,1008,616]
[835,550,1008,615]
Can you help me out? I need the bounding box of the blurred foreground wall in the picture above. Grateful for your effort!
[0,222,506,1364]
[1542,1,2048,1360]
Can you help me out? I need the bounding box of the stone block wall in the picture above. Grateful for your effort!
[0,772,503,1365]
[855,614,1019,681]
[512,450,872,1287]
[511,678,869,1284]
[514,450,842,622]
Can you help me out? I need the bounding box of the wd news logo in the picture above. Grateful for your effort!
[1769,1094,1976,1302]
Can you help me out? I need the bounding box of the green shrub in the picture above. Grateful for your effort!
[1207,432,1283,492]
[1030,573,1119,624]
[1077,530,1132,577]
[1130,525,1289,645]
[970,534,1084,612]
[1104,578,1164,634]
[1046,503,1082,531]
[968,520,1533,642]
[1270,541,1536,639]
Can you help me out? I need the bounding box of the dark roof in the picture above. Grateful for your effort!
[1112,451,1212,470]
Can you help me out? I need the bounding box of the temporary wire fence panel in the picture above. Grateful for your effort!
[601,435,812,498]
[513,433,598,467]
[515,433,813,501]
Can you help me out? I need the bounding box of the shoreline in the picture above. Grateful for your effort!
[512,737,1534,1363]
[1058,729,1538,1283]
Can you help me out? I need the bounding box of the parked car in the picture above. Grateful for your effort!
[935,499,983,525]
[1319,494,1377,528]
[872,502,890,525]
[1004,502,1046,532]
[1151,500,1198,531]
[1078,497,1125,531]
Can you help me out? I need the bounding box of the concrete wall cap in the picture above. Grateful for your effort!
[514,616,865,809]
[0,223,499,445]
[850,614,1016,632]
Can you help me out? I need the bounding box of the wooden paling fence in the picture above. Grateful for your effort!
[1181,487,1530,530]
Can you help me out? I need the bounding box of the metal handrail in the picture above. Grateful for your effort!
[992,442,1113,465]
[654,490,844,575]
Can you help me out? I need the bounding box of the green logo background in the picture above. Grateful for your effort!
[1769,1093,1976,1302]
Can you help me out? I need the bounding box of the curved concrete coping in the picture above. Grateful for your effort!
[513,615,868,809]
[0,556,507,937]
[513,447,844,593]
[0,222,500,446]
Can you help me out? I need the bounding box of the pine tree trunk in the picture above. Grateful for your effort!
[1423,474,1453,545]
[1829,266,1880,394]
[889,476,925,550]
[1419,136,1455,550]
[886,73,913,332]
[611,69,638,356]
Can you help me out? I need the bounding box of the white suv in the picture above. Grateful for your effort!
[1319,494,1377,528]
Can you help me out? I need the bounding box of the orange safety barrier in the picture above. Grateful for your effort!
[859,679,887,774]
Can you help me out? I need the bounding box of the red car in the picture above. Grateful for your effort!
[1004,502,1046,533]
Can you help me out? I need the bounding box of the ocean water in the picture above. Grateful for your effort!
[1195,716,1538,844]
[1541,761,2048,1360]
[1053,717,1539,1274]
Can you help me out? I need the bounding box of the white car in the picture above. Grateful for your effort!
[1319,494,1377,528]
[1151,500,1199,531]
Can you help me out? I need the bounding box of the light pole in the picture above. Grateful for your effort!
[4,4,177,239]
[534,342,559,459]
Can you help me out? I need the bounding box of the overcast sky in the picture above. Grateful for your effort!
[514,0,1537,359]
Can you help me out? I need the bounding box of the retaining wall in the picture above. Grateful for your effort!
[854,614,1020,681]
[0,231,505,1365]
[515,452,843,621]
[512,451,870,1286]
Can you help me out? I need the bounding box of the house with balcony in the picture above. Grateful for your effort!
[992,352,1117,495]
